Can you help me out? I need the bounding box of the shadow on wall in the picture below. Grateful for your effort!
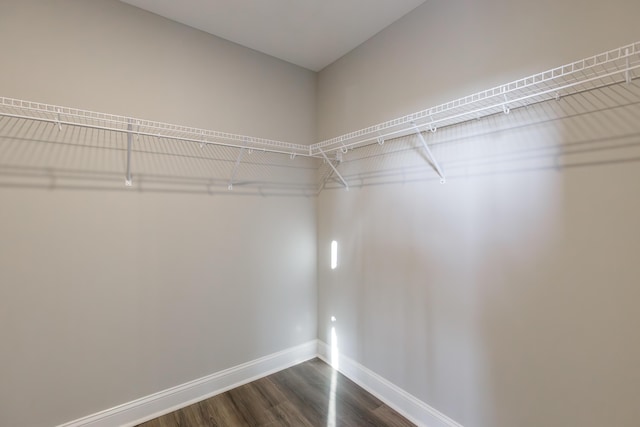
[0,118,319,197]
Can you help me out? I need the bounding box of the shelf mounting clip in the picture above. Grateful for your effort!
[427,111,437,133]
[412,122,446,184]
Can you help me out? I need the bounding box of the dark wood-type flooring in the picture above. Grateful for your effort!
[137,358,416,427]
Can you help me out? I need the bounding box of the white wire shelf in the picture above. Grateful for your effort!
[0,97,313,157]
[310,41,640,157]
[1,41,638,190]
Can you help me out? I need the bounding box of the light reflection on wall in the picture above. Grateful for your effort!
[330,316,339,369]
[331,240,338,270]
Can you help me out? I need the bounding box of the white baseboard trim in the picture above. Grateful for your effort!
[317,340,464,427]
[58,340,463,427]
[57,340,318,427]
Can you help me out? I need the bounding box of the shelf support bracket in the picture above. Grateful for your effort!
[625,48,632,84]
[318,159,338,193]
[55,108,62,131]
[125,119,133,186]
[502,93,510,115]
[412,123,446,184]
[319,148,349,191]
[228,145,246,191]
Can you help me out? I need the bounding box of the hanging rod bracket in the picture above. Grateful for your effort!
[412,122,446,184]
[319,148,349,191]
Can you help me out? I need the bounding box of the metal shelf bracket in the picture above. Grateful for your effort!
[412,122,446,184]
[55,108,62,131]
[228,141,247,191]
[125,119,133,186]
[626,48,632,84]
[319,148,349,191]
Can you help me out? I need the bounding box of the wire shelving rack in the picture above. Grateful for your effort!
[311,41,640,185]
[0,41,638,191]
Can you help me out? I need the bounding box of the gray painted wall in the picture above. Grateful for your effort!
[2,0,640,426]
[317,0,640,426]
[0,1,317,426]
[317,0,640,141]
[1,0,316,144]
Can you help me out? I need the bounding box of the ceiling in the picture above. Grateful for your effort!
[120,0,427,71]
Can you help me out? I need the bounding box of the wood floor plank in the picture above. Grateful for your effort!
[199,392,250,427]
[136,419,161,427]
[268,370,331,425]
[136,358,415,427]
[372,405,418,427]
[262,400,316,427]
[173,406,206,427]
[225,381,281,425]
